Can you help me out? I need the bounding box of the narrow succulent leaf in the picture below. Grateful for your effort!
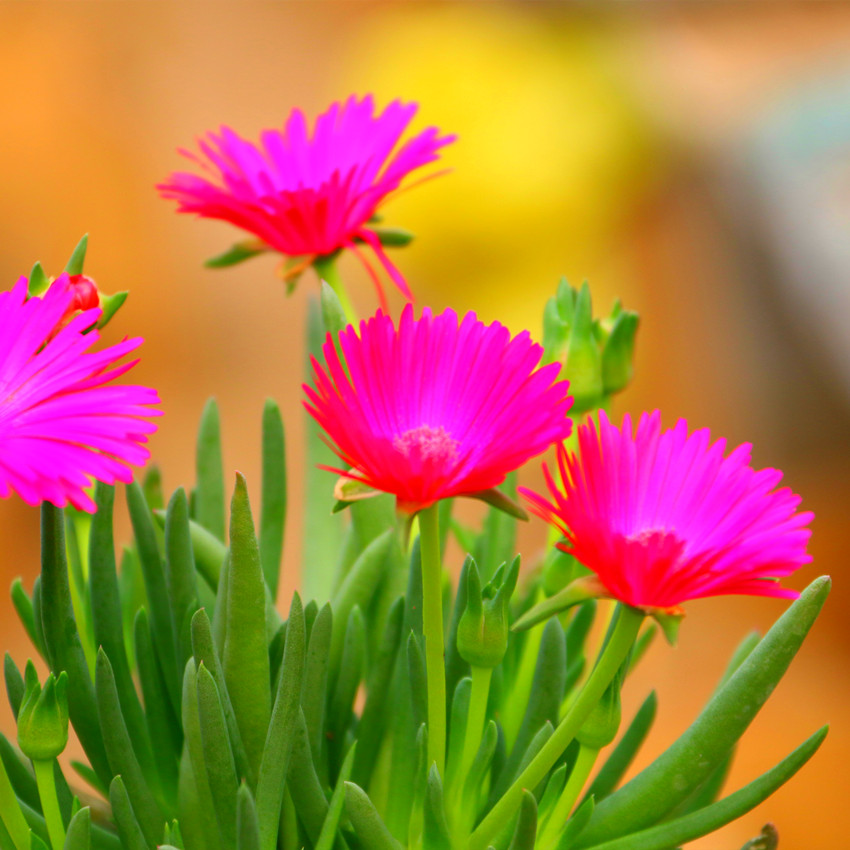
[28,834,48,850]
[69,762,105,798]
[141,467,165,511]
[180,660,223,850]
[445,557,473,712]
[444,677,471,791]
[196,664,239,847]
[126,482,181,716]
[134,609,180,803]
[583,691,657,804]
[0,744,29,850]
[191,609,252,786]
[165,488,200,665]
[303,295,346,602]
[578,577,830,845]
[95,649,165,843]
[29,580,47,672]
[422,766,452,850]
[204,241,268,268]
[195,400,226,541]
[577,727,827,850]
[259,399,287,599]
[88,484,158,791]
[492,619,566,802]
[38,505,110,785]
[460,720,498,814]
[237,784,261,850]
[565,601,596,665]
[10,582,39,657]
[328,607,366,772]
[557,795,594,850]
[268,623,286,693]
[329,529,395,675]
[62,807,90,850]
[352,597,405,789]
[302,602,332,777]
[627,625,656,674]
[507,790,538,850]
[315,744,357,850]
[223,474,271,779]
[344,782,404,850]
[64,235,88,275]
[256,594,306,850]
[108,777,151,850]
[4,655,25,720]
[287,710,332,845]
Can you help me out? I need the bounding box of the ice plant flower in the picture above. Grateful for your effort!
[158,94,456,306]
[0,274,161,513]
[520,410,813,612]
[303,305,574,514]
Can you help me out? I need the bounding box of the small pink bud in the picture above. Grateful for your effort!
[66,274,100,312]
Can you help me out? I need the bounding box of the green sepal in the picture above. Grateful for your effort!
[564,282,603,413]
[467,485,528,523]
[321,281,349,337]
[513,577,602,632]
[28,263,51,297]
[360,227,414,248]
[576,727,827,850]
[652,611,682,647]
[64,235,88,276]
[95,291,128,330]
[601,311,639,396]
[739,824,778,850]
[204,241,268,269]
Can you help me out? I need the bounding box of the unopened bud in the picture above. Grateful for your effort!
[17,663,69,761]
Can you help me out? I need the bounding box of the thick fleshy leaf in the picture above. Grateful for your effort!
[62,806,91,850]
[259,399,287,599]
[195,400,226,542]
[345,781,404,850]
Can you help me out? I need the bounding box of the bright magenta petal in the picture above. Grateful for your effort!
[303,305,573,511]
[0,275,162,513]
[520,411,812,609]
[158,95,456,300]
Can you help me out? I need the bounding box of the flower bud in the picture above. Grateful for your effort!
[542,279,639,414]
[576,668,622,750]
[17,663,69,761]
[66,274,101,313]
[457,556,520,668]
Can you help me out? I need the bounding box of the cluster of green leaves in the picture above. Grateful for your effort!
[0,284,829,850]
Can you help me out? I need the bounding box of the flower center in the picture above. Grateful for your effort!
[393,424,459,467]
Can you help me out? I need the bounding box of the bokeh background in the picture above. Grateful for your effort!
[1,2,849,846]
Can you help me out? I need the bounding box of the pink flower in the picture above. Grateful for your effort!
[0,275,162,513]
[304,305,573,513]
[520,411,813,611]
[158,95,455,307]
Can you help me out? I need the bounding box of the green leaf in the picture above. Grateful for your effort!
[583,691,657,804]
[0,740,29,850]
[363,226,414,247]
[259,400,287,599]
[422,766,452,850]
[302,603,332,777]
[223,475,271,780]
[165,488,200,665]
[739,823,779,850]
[108,777,150,850]
[287,710,332,845]
[88,484,158,793]
[513,578,601,633]
[320,281,348,337]
[95,649,164,845]
[328,607,366,773]
[237,783,261,850]
[315,743,357,850]
[195,399,226,542]
[507,790,537,850]
[204,241,268,269]
[344,782,404,850]
[126,482,181,716]
[303,295,346,602]
[256,594,305,850]
[38,505,110,786]
[64,235,88,275]
[579,727,827,850]
[557,795,594,849]
[196,664,239,847]
[4,654,25,720]
[406,632,427,731]
[577,577,831,846]
[10,581,39,657]
[62,807,90,850]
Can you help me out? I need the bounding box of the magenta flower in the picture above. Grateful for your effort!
[158,95,456,307]
[520,410,813,611]
[0,275,161,513]
[303,305,573,513]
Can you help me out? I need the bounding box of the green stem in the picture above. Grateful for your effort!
[469,604,643,850]
[313,255,357,325]
[0,757,29,850]
[539,744,598,849]
[33,760,65,850]
[458,666,492,792]
[419,503,446,776]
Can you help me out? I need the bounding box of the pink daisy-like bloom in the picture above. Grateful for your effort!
[520,410,813,611]
[158,95,456,307]
[303,305,574,513]
[0,274,161,513]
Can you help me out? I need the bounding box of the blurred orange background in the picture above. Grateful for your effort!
[1,3,849,847]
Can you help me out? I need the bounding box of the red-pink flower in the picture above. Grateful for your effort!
[520,411,813,610]
[0,275,161,513]
[158,95,455,307]
[304,305,573,513]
